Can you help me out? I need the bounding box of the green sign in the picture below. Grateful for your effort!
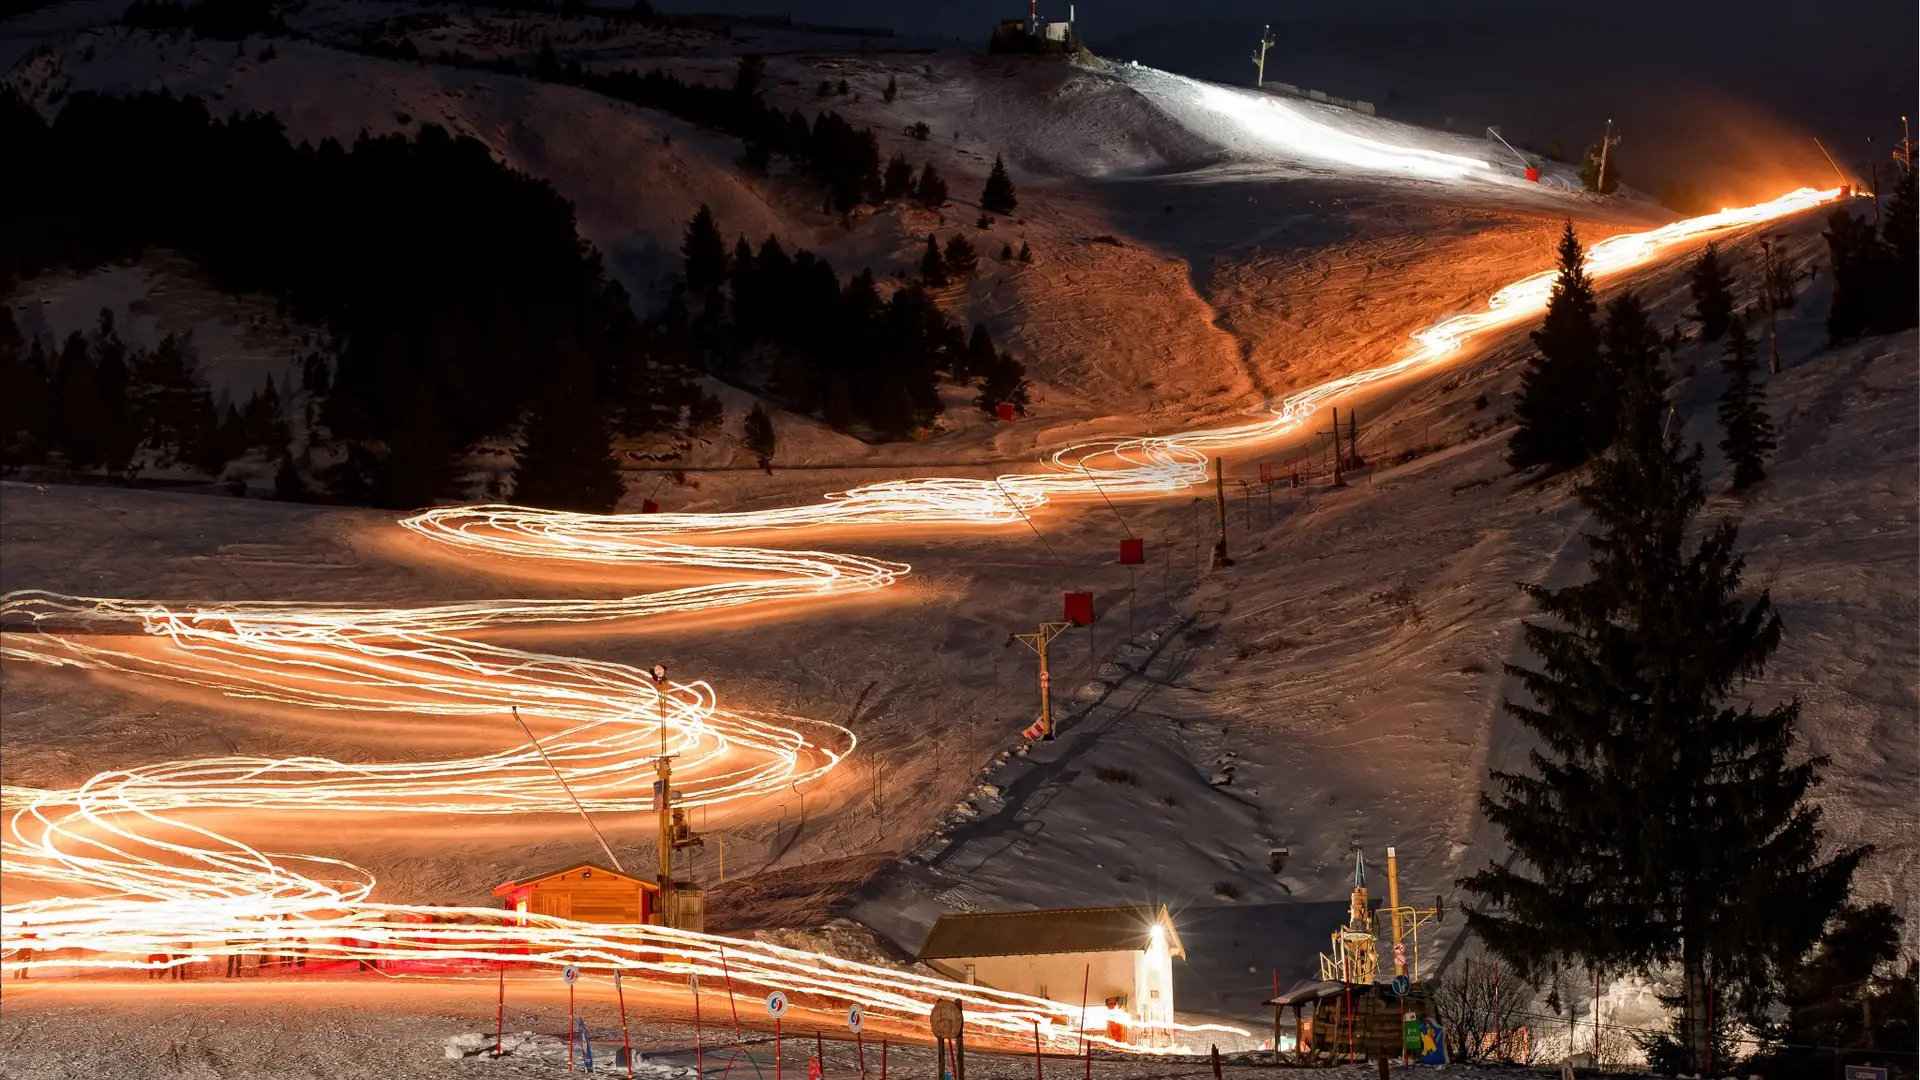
[1403,1016,1423,1051]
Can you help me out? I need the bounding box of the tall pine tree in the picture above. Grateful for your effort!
[914,164,948,208]
[1821,207,1880,343]
[1716,317,1775,492]
[1877,166,1917,333]
[1463,349,1865,1074]
[1687,241,1735,342]
[920,233,948,285]
[682,204,728,298]
[742,401,776,472]
[512,369,626,512]
[981,154,1018,214]
[1507,223,1605,471]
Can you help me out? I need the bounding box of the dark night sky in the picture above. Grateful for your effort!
[663,0,1919,197]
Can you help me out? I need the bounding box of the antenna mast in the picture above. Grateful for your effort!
[1251,25,1274,88]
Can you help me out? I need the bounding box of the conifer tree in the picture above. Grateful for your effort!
[1821,207,1880,343]
[1000,242,1013,261]
[1017,240,1032,263]
[48,331,109,469]
[682,204,728,298]
[978,350,1028,415]
[0,308,45,468]
[914,164,948,208]
[963,323,997,383]
[920,233,948,285]
[822,375,855,430]
[1762,904,1917,1080]
[1595,289,1662,452]
[981,154,1018,214]
[1687,241,1735,342]
[91,311,138,475]
[1716,317,1775,492]
[883,74,897,103]
[272,447,307,501]
[512,372,626,512]
[728,235,756,325]
[1462,353,1865,1075]
[742,401,776,472]
[1879,166,1918,332]
[882,153,914,200]
[943,233,979,278]
[1507,223,1604,471]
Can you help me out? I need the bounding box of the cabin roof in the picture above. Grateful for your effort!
[916,904,1184,961]
[492,861,659,897]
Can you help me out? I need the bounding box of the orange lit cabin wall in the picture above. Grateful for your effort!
[501,870,655,925]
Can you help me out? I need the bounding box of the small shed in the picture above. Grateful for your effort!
[1266,979,1432,1061]
[493,862,658,925]
[916,905,1184,1036]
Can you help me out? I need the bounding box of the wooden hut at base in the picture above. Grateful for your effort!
[1266,979,1432,1061]
[493,862,658,925]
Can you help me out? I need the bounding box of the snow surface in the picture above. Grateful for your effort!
[2,7,1913,1074]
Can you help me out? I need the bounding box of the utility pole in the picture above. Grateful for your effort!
[1321,407,1346,487]
[1251,25,1274,89]
[1010,621,1073,740]
[649,664,675,925]
[1596,119,1620,195]
[1210,457,1232,569]
[1867,137,1881,229]
[1759,238,1783,375]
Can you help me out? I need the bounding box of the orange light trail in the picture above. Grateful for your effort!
[0,188,1842,1047]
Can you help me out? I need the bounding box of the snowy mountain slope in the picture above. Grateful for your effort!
[4,201,1909,1028]
[7,8,1906,1044]
[847,213,1916,1033]
[7,11,1667,434]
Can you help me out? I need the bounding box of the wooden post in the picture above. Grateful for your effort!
[620,972,635,1078]
[1034,1020,1044,1080]
[1330,408,1344,487]
[1210,457,1229,568]
[721,946,741,1035]
[1077,965,1091,1061]
[1271,970,1281,1064]
[688,974,699,1079]
[568,980,576,1072]
[495,960,506,1057]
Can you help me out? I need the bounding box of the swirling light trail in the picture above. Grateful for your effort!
[0,188,1842,1049]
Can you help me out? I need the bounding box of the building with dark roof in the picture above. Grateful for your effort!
[916,905,1183,1037]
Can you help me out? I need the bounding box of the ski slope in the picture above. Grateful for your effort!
[0,190,1850,1051]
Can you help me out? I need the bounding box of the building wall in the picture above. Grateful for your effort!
[519,868,652,924]
[947,947,1174,1032]
[953,950,1134,1008]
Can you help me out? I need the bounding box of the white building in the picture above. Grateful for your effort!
[915,905,1184,1038]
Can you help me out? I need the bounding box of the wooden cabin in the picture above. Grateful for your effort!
[493,862,658,925]
[1267,979,1433,1061]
